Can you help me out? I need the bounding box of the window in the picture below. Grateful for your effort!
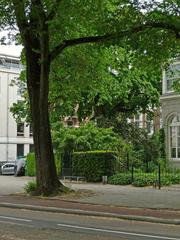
[170,116,180,159]
[29,144,34,153]
[17,123,24,136]
[134,114,140,128]
[1,58,20,69]
[146,116,153,134]
[165,62,180,93]
[17,144,24,157]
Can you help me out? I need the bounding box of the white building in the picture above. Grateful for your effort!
[160,58,180,167]
[0,46,33,163]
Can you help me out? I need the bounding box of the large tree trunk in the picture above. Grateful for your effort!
[24,27,63,196]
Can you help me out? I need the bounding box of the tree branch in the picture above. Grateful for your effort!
[50,21,180,62]
[12,0,29,40]
[50,34,114,61]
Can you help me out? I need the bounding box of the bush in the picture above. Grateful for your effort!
[26,153,36,176]
[160,177,172,186]
[108,172,174,187]
[108,173,132,185]
[169,174,180,184]
[132,174,156,187]
[72,150,117,182]
[24,180,37,195]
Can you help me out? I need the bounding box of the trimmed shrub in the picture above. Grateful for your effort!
[26,153,36,176]
[108,173,132,185]
[72,150,117,182]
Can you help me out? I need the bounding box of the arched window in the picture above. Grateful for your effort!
[170,116,180,159]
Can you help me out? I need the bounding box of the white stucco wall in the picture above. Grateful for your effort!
[0,50,33,162]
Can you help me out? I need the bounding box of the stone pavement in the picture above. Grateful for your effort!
[1,179,180,224]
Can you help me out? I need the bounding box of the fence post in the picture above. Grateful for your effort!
[158,163,161,190]
[131,164,134,183]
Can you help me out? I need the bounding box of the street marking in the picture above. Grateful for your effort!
[57,223,180,240]
[0,215,32,222]
[0,220,28,227]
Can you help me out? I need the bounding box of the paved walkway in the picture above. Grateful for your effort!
[68,183,180,209]
[1,176,180,224]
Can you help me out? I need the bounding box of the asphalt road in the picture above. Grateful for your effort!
[0,207,180,240]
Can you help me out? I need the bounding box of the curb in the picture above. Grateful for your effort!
[0,202,180,225]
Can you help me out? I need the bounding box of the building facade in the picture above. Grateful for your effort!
[160,58,180,168]
[0,47,33,163]
[130,109,161,135]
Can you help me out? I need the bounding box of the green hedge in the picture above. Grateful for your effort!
[26,153,36,176]
[72,150,117,182]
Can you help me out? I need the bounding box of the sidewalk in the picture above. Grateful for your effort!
[1,182,180,224]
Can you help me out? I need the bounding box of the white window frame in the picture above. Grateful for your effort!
[163,61,180,94]
[169,116,180,160]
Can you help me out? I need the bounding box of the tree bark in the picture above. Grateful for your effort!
[24,26,62,196]
[12,0,65,196]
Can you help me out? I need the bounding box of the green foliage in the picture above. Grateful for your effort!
[49,44,163,121]
[98,114,165,170]
[72,150,117,182]
[169,174,180,184]
[52,122,127,153]
[49,45,103,121]
[108,173,132,185]
[108,171,180,187]
[132,174,156,187]
[26,153,36,177]
[24,180,37,195]
[55,154,61,176]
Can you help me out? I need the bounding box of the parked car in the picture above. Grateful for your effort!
[1,163,15,175]
[14,157,26,176]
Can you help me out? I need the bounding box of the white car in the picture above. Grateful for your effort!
[1,163,15,175]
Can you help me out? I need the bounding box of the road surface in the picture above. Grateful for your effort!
[0,207,180,240]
